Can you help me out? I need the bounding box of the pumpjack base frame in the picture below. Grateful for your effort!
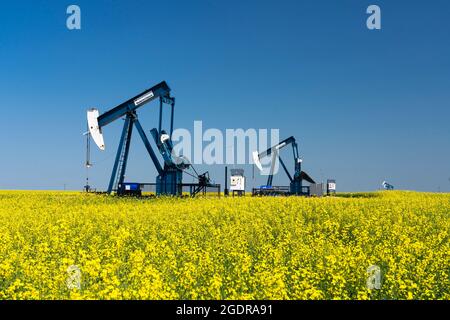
[116,182,221,197]
[252,185,311,197]
[156,167,183,196]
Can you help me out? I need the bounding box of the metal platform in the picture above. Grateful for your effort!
[252,185,310,197]
[117,182,221,197]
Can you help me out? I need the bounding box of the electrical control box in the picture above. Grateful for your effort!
[327,179,336,195]
[118,182,142,196]
[230,176,245,191]
[230,169,245,192]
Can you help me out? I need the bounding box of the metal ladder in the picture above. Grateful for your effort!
[113,123,131,191]
[113,136,128,191]
[107,115,134,194]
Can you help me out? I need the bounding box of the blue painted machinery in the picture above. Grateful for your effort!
[87,81,194,196]
[382,181,394,190]
[252,136,315,196]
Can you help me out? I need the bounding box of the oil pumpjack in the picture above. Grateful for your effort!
[87,81,217,196]
[252,136,315,196]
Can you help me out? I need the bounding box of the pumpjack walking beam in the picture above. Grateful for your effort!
[96,81,174,130]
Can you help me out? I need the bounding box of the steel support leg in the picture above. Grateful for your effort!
[158,97,163,136]
[118,117,134,186]
[134,119,163,175]
[170,101,175,137]
[278,156,293,182]
[107,116,132,194]
[267,151,278,186]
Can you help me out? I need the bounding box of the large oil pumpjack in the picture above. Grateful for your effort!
[87,81,219,196]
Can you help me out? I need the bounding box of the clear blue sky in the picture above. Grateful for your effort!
[0,0,449,192]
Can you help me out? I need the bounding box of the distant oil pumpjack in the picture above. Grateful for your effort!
[252,136,315,196]
[382,181,394,190]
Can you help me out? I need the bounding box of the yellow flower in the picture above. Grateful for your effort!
[0,190,448,300]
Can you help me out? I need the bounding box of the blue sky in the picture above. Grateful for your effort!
[0,0,449,192]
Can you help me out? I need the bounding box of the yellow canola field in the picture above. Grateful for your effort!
[0,191,448,300]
